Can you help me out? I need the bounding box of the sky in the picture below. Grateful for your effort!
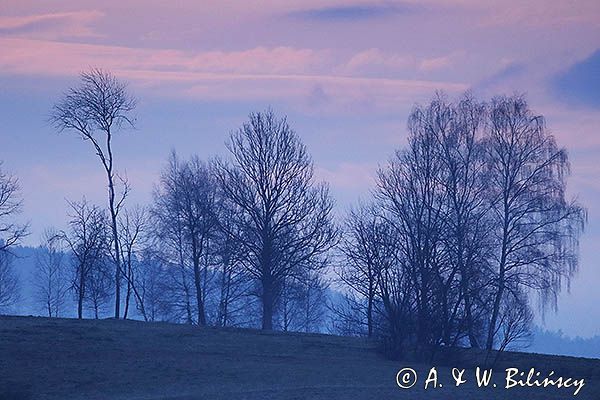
[0,0,599,337]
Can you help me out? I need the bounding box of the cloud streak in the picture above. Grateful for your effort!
[0,37,467,108]
[0,10,103,39]
[287,3,422,21]
[339,48,460,76]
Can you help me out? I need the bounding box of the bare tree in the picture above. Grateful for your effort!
[118,205,148,319]
[0,162,26,314]
[496,289,533,352]
[50,69,136,319]
[152,152,219,326]
[297,270,329,333]
[277,271,328,333]
[327,292,371,337]
[215,110,338,330]
[34,229,69,317]
[483,95,586,350]
[377,103,449,349]
[85,256,113,319]
[133,249,166,322]
[62,199,108,319]
[151,155,192,324]
[279,275,301,332]
[0,161,28,255]
[213,202,254,327]
[151,192,195,325]
[177,157,218,326]
[407,94,491,348]
[338,203,387,337]
[277,269,328,332]
[374,240,418,358]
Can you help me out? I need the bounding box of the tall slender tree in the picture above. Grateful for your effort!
[50,69,136,319]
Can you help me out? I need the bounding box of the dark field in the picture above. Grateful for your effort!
[0,316,598,399]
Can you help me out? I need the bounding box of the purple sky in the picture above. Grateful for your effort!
[1,1,599,337]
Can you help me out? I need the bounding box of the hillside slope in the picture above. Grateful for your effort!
[0,316,598,399]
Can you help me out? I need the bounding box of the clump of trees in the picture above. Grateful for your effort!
[2,69,585,357]
[147,111,338,329]
[336,93,586,356]
[41,71,338,328]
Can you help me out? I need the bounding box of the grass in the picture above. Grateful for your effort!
[0,315,598,399]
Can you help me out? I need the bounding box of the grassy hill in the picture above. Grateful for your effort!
[0,316,598,400]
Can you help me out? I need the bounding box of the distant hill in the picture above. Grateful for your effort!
[530,328,600,359]
[0,315,599,399]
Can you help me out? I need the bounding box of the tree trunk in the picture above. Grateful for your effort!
[487,281,504,350]
[124,279,131,319]
[105,134,122,320]
[487,200,510,351]
[487,256,507,350]
[218,265,231,327]
[78,263,85,319]
[261,276,274,330]
[464,289,479,348]
[124,257,132,319]
[193,262,206,326]
[109,198,121,319]
[367,276,374,337]
[460,259,479,348]
[192,235,207,326]
[132,283,147,322]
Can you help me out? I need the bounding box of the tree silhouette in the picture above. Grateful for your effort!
[216,110,337,330]
[50,68,136,319]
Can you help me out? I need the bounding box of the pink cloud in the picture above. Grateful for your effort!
[342,48,415,74]
[0,37,467,110]
[419,55,453,71]
[0,10,104,39]
[340,48,460,76]
[0,38,325,77]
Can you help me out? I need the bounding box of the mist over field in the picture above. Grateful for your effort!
[4,245,599,360]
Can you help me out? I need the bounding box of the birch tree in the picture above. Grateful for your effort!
[483,95,586,350]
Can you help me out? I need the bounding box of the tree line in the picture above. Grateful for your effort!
[0,69,585,355]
